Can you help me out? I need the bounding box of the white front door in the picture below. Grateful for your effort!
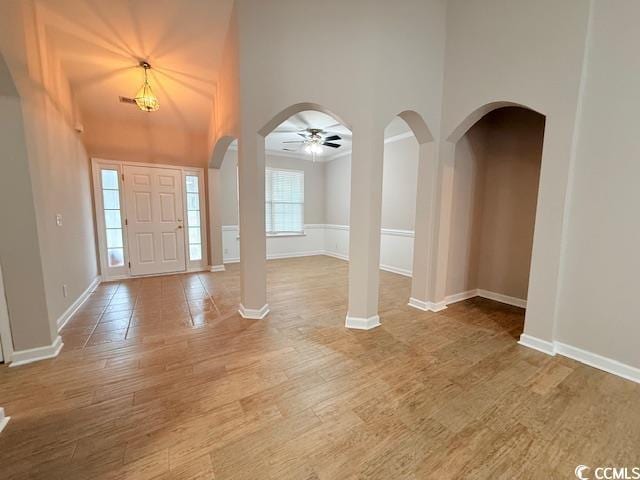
[123,165,186,276]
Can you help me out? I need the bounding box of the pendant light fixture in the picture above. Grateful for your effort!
[134,61,159,112]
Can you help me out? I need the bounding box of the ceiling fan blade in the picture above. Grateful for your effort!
[292,112,311,128]
[323,142,341,148]
[283,140,304,144]
[322,122,342,131]
[324,134,341,141]
[283,148,298,151]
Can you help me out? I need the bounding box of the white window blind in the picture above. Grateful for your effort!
[265,168,304,234]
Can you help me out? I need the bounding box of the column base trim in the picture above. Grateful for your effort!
[0,408,9,434]
[408,297,448,312]
[10,336,63,367]
[210,265,226,272]
[518,333,556,356]
[238,303,270,320]
[345,314,381,330]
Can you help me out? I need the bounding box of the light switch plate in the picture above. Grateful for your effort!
[56,214,63,226]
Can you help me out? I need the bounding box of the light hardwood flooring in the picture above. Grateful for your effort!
[0,255,638,479]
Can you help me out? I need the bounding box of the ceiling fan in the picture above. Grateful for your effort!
[281,127,342,157]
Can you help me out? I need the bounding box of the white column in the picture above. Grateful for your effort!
[428,140,457,309]
[237,133,269,319]
[409,140,443,311]
[207,168,225,271]
[345,122,385,329]
[0,407,9,433]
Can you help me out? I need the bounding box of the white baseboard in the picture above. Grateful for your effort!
[56,275,101,332]
[0,408,9,434]
[238,303,270,320]
[518,333,556,356]
[518,334,640,384]
[408,297,448,312]
[210,265,226,272]
[345,314,381,330]
[380,263,412,278]
[444,289,478,305]
[555,341,640,384]
[268,250,325,260]
[477,289,527,308]
[10,335,63,367]
[322,250,348,261]
[444,288,527,309]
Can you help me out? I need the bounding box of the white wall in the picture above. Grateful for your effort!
[555,0,640,369]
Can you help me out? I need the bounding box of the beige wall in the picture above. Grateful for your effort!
[0,0,98,350]
[446,108,543,299]
[555,0,640,368]
[324,156,351,226]
[83,115,209,169]
[220,149,325,226]
[324,135,419,230]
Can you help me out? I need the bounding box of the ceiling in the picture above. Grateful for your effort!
[265,111,411,161]
[37,0,234,133]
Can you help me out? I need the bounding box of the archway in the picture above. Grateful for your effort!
[236,103,352,320]
[378,111,438,316]
[208,136,238,272]
[434,103,546,342]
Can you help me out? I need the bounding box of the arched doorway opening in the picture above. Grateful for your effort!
[443,105,545,339]
[235,103,352,320]
[378,112,434,316]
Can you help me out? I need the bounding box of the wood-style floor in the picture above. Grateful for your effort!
[0,256,638,479]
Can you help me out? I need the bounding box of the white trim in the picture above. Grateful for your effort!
[345,314,380,330]
[322,251,348,261]
[267,250,325,260]
[0,264,14,363]
[442,288,527,308]
[0,407,9,434]
[477,289,527,309]
[518,334,640,385]
[380,228,414,238]
[555,342,640,385]
[380,264,412,278]
[210,265,226,272]
[238,303,270,320]
[324,224,350,231]
[10,336,63,367]
[222,225,238,232]
[56,276,101,332]
[444,289,478,305]
[408,298,447,312]
[518,334,556,356]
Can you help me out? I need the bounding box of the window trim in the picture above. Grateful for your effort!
[265,166,305,235]
[182,169,206,268]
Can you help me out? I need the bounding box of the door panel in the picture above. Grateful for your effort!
[124,165,186,275]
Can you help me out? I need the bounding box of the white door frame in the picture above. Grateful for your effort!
[91,158,208,281]
[0,263,14,363]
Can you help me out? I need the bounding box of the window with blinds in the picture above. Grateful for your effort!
[265,167,304,234]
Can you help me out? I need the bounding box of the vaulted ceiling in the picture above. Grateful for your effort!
[37,0,234,134]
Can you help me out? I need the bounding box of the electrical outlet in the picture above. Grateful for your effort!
[62,284,68,298]
[56,214,63,226]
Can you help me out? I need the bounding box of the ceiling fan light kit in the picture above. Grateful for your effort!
[281,127,343,160]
